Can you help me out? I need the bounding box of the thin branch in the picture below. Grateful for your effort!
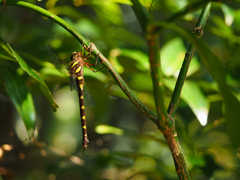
[131,1,191,179]
[88,43,158,124]
[146,25,168,130]
[1,0,87,46]
[146,25,191,179]
[166,0,213,23]
[167,2,212,117]
[0,0,158,124]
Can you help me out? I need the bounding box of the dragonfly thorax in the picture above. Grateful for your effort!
[70,52,85,77]
[71,51,80,61]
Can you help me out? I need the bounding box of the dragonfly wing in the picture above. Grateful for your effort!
[83,88,95,107]
[46,44,69,75]
[70,75,78,92]
[70,77,95,107]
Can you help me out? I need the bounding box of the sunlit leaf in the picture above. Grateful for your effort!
[95,124,124,135]
[165,79,209,126]
[3,69,36,138]
[220,4,234,26]
[161,38,200,77]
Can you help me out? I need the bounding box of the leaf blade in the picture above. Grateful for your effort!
[3,42,58,111]
[4,69,36,138]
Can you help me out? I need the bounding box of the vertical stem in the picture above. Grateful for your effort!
[146,26,168,130]
[147,24,190,180]
[167,2,212,117]
[131,0,192,178]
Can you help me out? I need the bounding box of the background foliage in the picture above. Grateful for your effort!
[0,0,240,179]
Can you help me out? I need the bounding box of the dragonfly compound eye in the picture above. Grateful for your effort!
[71,52,79,60]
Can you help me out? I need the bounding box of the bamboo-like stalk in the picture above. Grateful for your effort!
[131,1,213,179]
[146,26,168,130]
[146,24,190,179]
[130,0,191,179]
[167,2,212,117]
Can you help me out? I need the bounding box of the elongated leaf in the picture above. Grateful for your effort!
[0,39,16,61]
[4,69,36,138]
[154,22,240,147]
[95,125,124,135]
[1,41,58,111]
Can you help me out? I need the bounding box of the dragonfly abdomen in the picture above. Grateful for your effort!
[70,54,89,152]
[47,47,103,153]
[78,78,89,151]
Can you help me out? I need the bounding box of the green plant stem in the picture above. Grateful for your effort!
[146,26,168,130]
[146,23,190,180]
[0,0,158,124]
[130,0,169,129]
[167,2,212,117]
[88,43,158,123]
[166,0,213,23]
[131,1,191,178]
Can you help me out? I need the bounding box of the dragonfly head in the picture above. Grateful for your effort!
[71,51,80,61]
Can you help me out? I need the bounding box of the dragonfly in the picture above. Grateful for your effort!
[46,44,104,153]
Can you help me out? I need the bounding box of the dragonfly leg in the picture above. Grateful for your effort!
[84,63,104,73]
[81,42,91,58]
[85,44,94,60]
[84,53,92,59]
[84,52,99,65]
[84,44,105,72]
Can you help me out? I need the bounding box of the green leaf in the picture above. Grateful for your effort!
[220,3,234,26]
[0,39,16,61]
[95,124,124,135]
[92,0,123,25]
[165,79,209,126]
[161,38,200,77]
[120,49,149,71]
[1,40,58,111]
[4,69,36,138]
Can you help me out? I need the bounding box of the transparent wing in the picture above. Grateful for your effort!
[70,76,95,107]
[46,44,69,75]
[83,88,95,107]
[70,75,78,92]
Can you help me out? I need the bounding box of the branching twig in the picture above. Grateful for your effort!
[131,0,213,179]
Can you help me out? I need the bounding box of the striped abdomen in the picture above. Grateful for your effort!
[70,52,89,152]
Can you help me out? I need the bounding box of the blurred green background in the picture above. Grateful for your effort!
[0,0,240,179]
